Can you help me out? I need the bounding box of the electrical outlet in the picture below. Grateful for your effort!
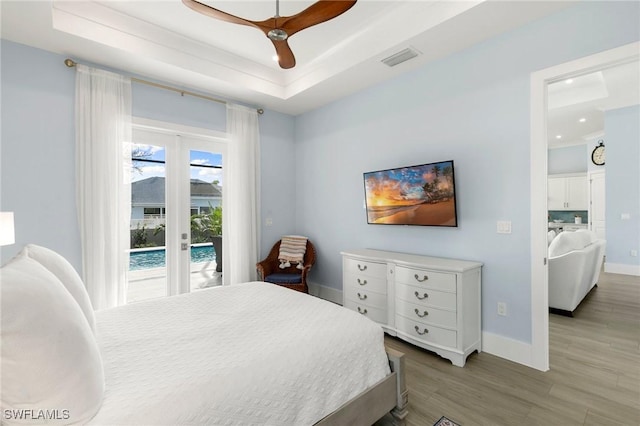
[631,250,638,257]
[265,218,273,227]
[497,302,507,316]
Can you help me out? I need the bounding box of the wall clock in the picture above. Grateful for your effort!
[591,140,605,166]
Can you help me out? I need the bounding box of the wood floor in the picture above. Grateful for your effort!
[384,271,640,425]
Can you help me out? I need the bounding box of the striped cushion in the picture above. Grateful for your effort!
[278,236,307,265]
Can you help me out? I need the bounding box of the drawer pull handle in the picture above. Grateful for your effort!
[414,274,429,282]
[357,292,367,300]
[357,306,368,315]
[414,291,429,300]
[357,278,367,286]
[414,308,428,318]
[414,326,429,335]
[357,264,367,271]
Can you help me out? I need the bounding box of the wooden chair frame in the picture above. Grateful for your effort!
[256,239,316,293]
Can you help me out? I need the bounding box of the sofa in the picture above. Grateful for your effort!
[548,230,606,315]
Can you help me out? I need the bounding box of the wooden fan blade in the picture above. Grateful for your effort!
[182,0,260,30]
[281,1,358,37]
[272,39,296,69]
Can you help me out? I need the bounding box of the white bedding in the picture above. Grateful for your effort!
[90,282,391,425]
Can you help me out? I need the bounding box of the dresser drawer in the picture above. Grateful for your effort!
[396,315,457,348]
[394,266,456,293]
[396,283,457,310]
[344,273,386,294]
[396,299,456,328]
[344,258,387,277]
[344,299,387,324]
[344,286,387,309]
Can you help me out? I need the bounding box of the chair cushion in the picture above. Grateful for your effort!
[265,273,302,284]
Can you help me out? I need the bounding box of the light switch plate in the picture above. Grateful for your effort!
[497,220,512,234]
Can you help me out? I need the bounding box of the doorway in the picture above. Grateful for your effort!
[127,118,227,302]
[530,41,640,371]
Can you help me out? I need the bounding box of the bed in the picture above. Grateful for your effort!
[1,245,407,425]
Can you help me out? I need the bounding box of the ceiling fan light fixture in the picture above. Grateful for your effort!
[267,28,288,41]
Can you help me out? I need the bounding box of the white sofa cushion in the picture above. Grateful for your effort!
[0,254,104,425]
[549,231,592,258]
[575,228,598,243]
[20,244,95,333]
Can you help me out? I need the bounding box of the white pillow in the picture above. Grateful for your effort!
[21,244,95,333]
[0,255,104,425]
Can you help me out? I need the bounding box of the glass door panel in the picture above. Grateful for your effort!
[127,139,169,303]
[186,148,224,292]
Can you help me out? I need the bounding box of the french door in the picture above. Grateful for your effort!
[128,119,227,303]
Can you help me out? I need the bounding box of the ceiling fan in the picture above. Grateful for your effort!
[182,0,358,69]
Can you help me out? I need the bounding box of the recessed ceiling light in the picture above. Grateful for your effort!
[556,135,562,139]
[579,118,586,123]
[272,54,279,62]
[565,79,574,84]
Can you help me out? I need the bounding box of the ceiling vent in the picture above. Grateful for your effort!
[381,47,420,67]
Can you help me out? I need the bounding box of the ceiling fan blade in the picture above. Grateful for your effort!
[272,39,296,69]
[182,0,260,30]
[281,1,358,37]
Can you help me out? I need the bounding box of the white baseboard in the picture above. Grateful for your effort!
[308,281,343,305]
[482,331,535,368]
[604,262,640,276]
[310,283,542,369]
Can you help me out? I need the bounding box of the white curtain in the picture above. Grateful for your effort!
[225,104,260,284]
[75,65,132,310]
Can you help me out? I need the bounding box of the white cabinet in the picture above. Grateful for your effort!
[342,249,482,367]
[548,174,588,210]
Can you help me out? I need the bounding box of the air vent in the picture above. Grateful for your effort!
[381,47,420,67]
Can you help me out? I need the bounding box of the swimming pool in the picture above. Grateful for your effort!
[129,245,215,270]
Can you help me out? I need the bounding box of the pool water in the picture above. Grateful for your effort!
[129,245,215,270]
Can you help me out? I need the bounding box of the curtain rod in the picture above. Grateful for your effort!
[64,58,264,115]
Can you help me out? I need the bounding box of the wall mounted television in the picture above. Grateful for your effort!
[363,160,458,227]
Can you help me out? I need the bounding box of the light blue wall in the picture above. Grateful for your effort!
[0,40,297,269]
[1,1,638,346]
[0,42,79,267]
[294,1,640,343]
[548,144,588,174]
[605,105,640,267]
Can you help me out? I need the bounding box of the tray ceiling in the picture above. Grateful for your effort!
[2,1,574,115]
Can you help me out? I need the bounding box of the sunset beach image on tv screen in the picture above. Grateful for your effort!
[363,161,457,227]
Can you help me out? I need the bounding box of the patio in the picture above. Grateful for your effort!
[127,260,221,303]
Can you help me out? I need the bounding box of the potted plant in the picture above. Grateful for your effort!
[193,204,223,272]
[574,214,582,224]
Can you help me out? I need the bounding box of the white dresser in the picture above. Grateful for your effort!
[342,249,482,367]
